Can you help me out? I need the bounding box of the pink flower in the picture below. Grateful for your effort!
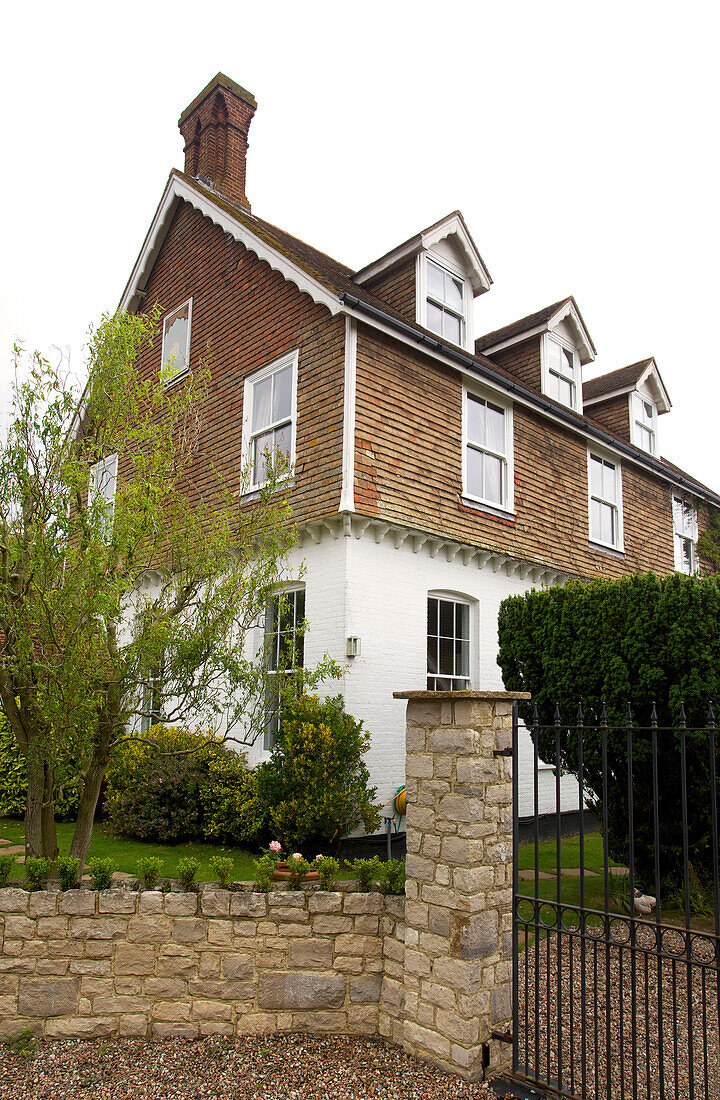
[291,852,302,861]
[269,841,282,853]
[315,855,324,862]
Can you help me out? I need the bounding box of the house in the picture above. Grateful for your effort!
[116,73,720,822]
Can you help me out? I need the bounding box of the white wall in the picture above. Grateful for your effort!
[249,530,581,819]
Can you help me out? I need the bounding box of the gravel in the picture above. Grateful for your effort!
[0,1034,510,1100]
[517,928,720,1100]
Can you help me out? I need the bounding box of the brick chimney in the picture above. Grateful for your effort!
[178,73,257,210]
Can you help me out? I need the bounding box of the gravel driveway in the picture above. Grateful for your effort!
[0,1034,510,1100]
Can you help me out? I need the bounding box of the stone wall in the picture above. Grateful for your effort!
[0,885,391,1040]
[0,689,522,1085]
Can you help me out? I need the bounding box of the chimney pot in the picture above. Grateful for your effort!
[178,73,257,210]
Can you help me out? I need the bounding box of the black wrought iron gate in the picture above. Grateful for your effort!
[510,701,720,1099]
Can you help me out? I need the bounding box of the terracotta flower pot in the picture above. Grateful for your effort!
[272,861,320,882]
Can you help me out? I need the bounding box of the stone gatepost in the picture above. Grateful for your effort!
[393,689,529,1082]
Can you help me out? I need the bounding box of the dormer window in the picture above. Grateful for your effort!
[542,334,580,411]
[425,257,466,345]
[631,393,657,455]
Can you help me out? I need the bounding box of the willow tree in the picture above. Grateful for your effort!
[0,310,333,868]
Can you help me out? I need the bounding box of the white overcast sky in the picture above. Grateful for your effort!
[1,1,718,487]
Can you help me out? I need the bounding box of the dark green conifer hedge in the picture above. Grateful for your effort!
[498,572,720,887]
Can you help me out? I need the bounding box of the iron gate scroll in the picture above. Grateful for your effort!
[510,702,720,1100]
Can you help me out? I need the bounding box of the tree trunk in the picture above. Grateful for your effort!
[24,751,44,859]
[41,764,58,863]
[69,751,107,873]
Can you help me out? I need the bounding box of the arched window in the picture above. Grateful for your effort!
[426,593,472,690]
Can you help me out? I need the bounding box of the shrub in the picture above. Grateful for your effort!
[57,856,80,891]
[177,856,200,891]
[286,853,310,888]
[257,695,380,852]
[314,855,339,890]
[351,856,382,891]
[200,751,266,845]
[106,725,261,846]
[253,855,275,892]
[0,854,16,887]
[86,857,115,890]
[498,572,720,886]
[380,858,406,896]
[209,855,234,888]
[25,857,51,891]
[4,1027,37,1059]
[137,856,164,890]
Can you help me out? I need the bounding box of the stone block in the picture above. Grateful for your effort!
[403,1020,451,1060]
[291,1009,347,1032]
[172,918,207,943]
[406,753,434,778]
[235,1012,276,1034]
[332,956,362,973]
[188,980,254,1001]
[192,999,232,1022]
[144,978,187,998]
[288,940,333,969]
[93,995,150,1015]
[406,701,443,727]
[342,893,383,915]
[200,891,230,917]
[99,890,137,915]
[229,894,266,918]
[85,941,113,958]
[18,978,79,1017]
[207,920,232,946]
[311,915,352,934]
[404,948,431,978]
[0,889,30,913]
[198,1021,234,1036]
[275,907,308,924]
[152,1021,198,1038]
[128,917,173,943]
[308,892,342,914]
[427,907,451,938]
[69,917,128,940]
[428,728,478,755]
[455,758,496,785]
[198,954,220,979]
[164,893,198,917]
[4,916,35,940]
[152,1001,191,1022]
[68,959,111,977]
[58,891,96,916]
[28,893,57,917]
[453,866,494,894]
[222,954,253,979]
[119,1014,148,1037]
[114,944,156,976]
[451,911,498,960]
[435,1009,479,1046]
[46,1016,117,1039]
[37,917,68,938]
[37,960,68,976]
[157,946,196,978]
[491,982,512,1025]
[138,892,163,915]
[349,975,382,1003]
[432,957,483,995]
[353,916,379,935]
[347,1005,379,1033]
[268,891,305,907]
[258,972,345,1011]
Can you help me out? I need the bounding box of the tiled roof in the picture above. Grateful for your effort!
[582,360,653,402]
[474,299,573,352]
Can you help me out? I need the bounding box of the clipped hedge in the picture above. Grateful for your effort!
[498,571,720,886]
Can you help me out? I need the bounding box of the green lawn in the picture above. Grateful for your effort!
[0,818,358,883]
[517,832,606,874]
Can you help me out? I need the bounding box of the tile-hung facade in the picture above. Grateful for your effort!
[116,73,720,823]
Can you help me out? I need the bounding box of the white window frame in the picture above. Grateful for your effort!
[462,385,515,514]
[241,349,299,493]
[88,453,118,535]
[263,585,306,751]
[161,298,192,385]
[587,448,624,552]
[630,392,657,456]
[426,592,474,691]
[541,332,582,413]
[416,251,472,351]
[672,495,699,575]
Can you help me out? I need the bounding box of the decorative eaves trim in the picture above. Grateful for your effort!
[479,300,596,364]
[297,511,573,588]
[354,213,492,296]
[583,360,672,414]
[119,173,342,316]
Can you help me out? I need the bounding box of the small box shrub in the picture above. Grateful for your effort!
[209,855,234,888]
[0,853,16,887]
[177,856,200,891]
[253,855,275,893]
[25,857,51,891]
[351,856,382,891]
[314,855,340,890]
[57,855,80,891]
[137,856,164,891]
[86,857,116,890]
